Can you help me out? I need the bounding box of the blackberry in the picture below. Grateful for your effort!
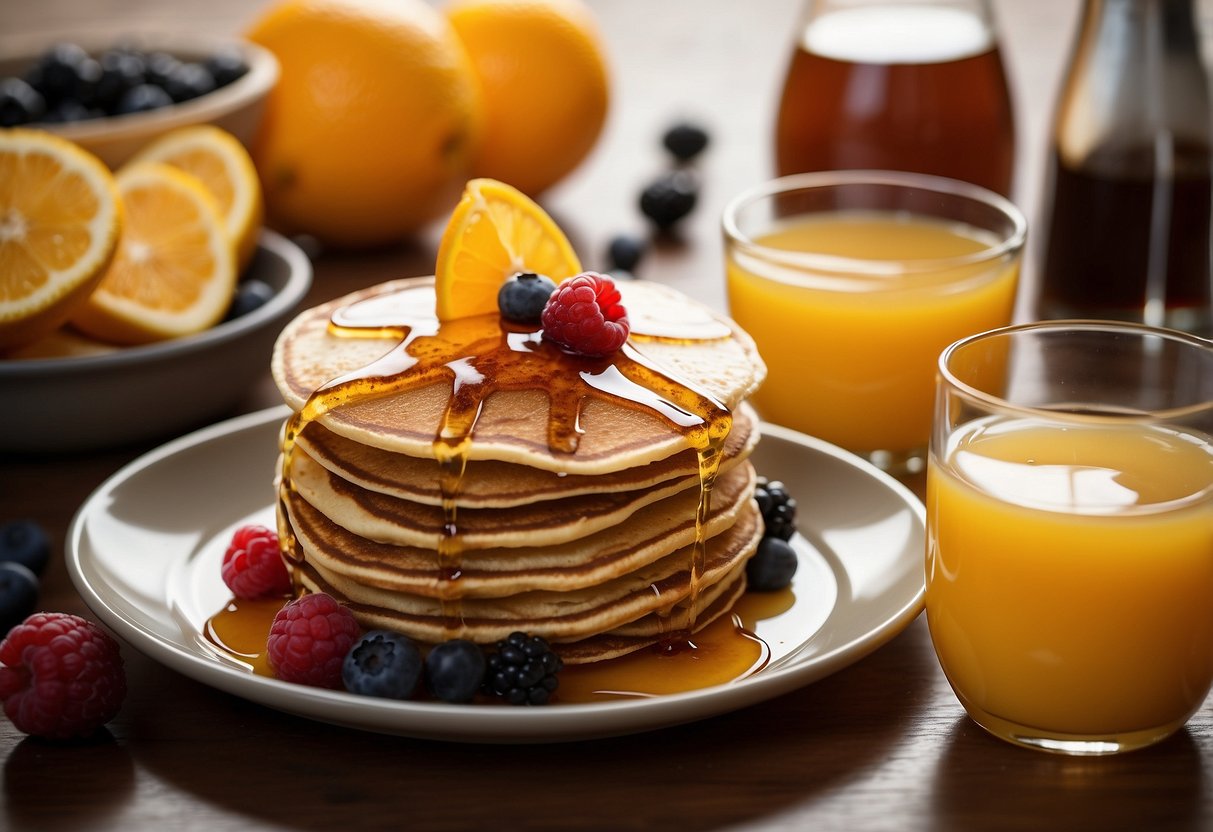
[484,632,562,705]
[746,536,798,592]
[662,121,710,162]
[498,272,557,323]
[425,639,486,703]
[606,234,646,272]
[341,630,423,699]
[755,477,797,541]
[639,170,699,230]
[0,520,51,576]
[0,563,39,638]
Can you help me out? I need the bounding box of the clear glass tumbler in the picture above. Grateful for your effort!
[926,320,1213,755]
[723,170,1026,476]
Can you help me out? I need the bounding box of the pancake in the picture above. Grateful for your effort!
[271,277,766,473]
[287,440,755,550]
[294,508,759,652]
[281,462,757,598]
[271,274,770,666]
[294,401,759,508]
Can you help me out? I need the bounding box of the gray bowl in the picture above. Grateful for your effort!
[1,229,311,454]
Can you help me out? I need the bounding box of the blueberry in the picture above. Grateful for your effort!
[498,272,557,324]
[606,234,646,273]
[0,563,39,638]
[342,630,423,699]
[143,52,182,88]
[114,83,173,115]
[162,62,216,103]
[0,78,47,127]
[42,99,98,124]
[0,520,51,576]
[204,46,249,87]
[223,279,276,322]
[27,42,91,103]
[95,50,147,112]
[639,170,699,230]
[425,639,486,703]
[662,121,710,162]
[746,536,798,592]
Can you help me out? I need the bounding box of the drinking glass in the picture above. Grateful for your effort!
[927,320,1213,755]
[774,0,1017,196]
[722,170,1026,475]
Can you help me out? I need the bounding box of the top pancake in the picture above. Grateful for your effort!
[294,401,759,508]
[271,277,766,474]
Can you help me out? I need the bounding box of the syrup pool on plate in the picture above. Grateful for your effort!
[202,534,827,704]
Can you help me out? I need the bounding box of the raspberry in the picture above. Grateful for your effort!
[0,612,126,740]
[267,593,361,689]
[221,525,291,600]
[540,272,630,356]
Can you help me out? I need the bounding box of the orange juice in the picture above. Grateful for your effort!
[926,417,1213,743]
[725,212,1018,455]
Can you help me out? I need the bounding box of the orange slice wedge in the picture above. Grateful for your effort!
[129,125,264,270]
[435,178,581,321]
[0,129,122,352]
[70,162,237,345]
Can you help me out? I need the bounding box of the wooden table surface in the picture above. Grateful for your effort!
[6,1,1213,830]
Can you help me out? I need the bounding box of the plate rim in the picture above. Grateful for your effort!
[67,406,926,743]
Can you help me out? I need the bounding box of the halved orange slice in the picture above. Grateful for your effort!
[0,129,122,352]
[435,178,581,320]
[129,125,264,270]
[70,162,237,345]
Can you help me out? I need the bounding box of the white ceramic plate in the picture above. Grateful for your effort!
[67,407,925,743]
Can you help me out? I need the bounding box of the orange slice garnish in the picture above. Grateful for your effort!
[434,178,581,321]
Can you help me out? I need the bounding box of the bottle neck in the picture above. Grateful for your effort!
[1055,0,1210,166]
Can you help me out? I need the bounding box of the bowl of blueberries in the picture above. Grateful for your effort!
[0,229,312,454]
[0,33,278,167]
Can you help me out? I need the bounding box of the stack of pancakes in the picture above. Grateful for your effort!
[271,277,767,663]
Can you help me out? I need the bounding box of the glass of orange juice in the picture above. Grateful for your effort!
[722,170,1026,474]
[927,321,1213,755]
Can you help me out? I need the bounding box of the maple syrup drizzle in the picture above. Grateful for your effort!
[277,283,732,648]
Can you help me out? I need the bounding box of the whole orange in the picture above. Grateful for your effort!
[245,0,482,248]
[445,0,610,196]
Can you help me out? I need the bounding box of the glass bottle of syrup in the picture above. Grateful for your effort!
[773,0,1017,197]
[1036,0,1213,336]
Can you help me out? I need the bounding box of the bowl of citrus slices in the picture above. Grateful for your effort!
[0,126,312,454]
